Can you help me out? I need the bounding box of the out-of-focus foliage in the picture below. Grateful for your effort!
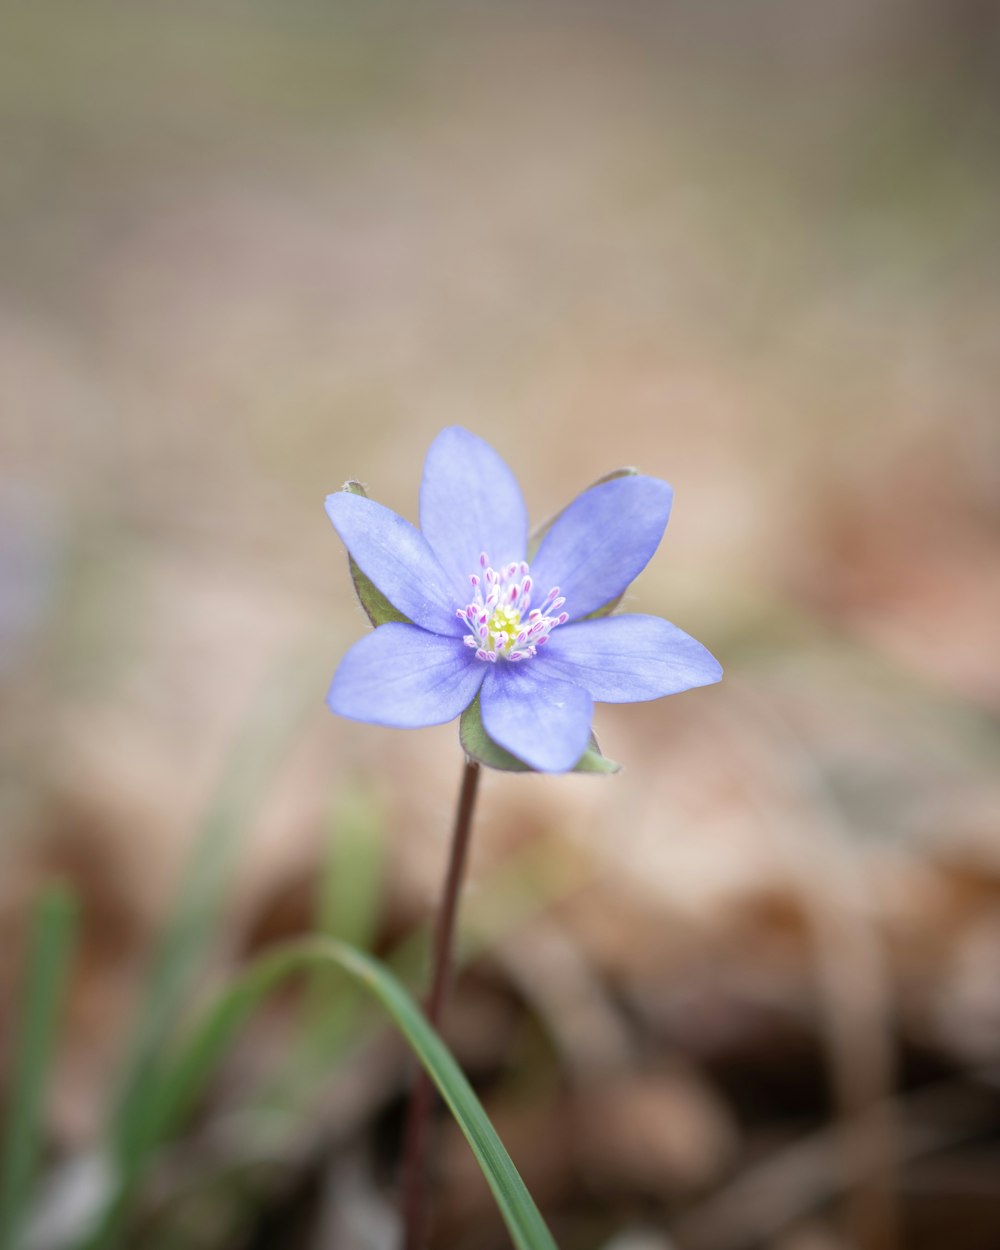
[0,891,75,1250]
[2,2,999,1248]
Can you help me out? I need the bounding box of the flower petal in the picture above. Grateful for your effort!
[539,614,722,702]
[419,426,529,597]
[326,491,462,636]
[328,623,485,727]
[529,475,673,621]
[480,662,593,773]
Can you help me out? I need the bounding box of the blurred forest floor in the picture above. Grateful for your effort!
[1,3,999,1249]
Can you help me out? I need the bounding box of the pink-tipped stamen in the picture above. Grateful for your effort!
[459,556,569,663]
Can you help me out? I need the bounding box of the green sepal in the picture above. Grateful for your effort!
[459,693,620,775]
[342,481,414,628]
[527,467,637,620]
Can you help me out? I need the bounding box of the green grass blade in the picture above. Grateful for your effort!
[316,786,385,952]
[83,830,583,1249]
[0,887,76,1250]
[145,938,559,1250]
[110,647,321,1163]
[303,784,386,1042]
[254,785,388,1116]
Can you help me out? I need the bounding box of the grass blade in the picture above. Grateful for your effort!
[255,784,388,1115]
[315,786,385,953]
[110,647,321,1164]
[0,887,76,1250]
[142,938,559,1250]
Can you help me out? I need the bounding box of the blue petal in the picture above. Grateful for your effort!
[538,614,722,702]
[328,623,486,727]
[419,427,529,598]
[326,492,463,636]
[480,662,593,773]
[529,476,673,621]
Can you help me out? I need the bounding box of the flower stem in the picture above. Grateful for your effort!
[401,758,481,1250]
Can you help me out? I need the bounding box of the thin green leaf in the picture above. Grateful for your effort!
[460,693,620,775]
[110,645,321,1166]
[86,832,591,1250]
[0,887,76,1250]
[143,940,559,1250]
[343,481,413,627]
[254,821,589,1129]
[316,783,385,952]
[291,784,387,1073]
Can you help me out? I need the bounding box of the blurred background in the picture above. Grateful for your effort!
[2,3,999,1249]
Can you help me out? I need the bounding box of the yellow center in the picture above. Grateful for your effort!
[487,605,521,650]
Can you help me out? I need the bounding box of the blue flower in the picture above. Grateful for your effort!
[325,427,722,773]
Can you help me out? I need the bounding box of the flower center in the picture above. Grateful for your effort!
[457,554,568,663]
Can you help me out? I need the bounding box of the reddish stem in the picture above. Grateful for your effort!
[401,758,481,1250]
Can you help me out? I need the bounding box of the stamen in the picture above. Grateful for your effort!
[459,556,569,663]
